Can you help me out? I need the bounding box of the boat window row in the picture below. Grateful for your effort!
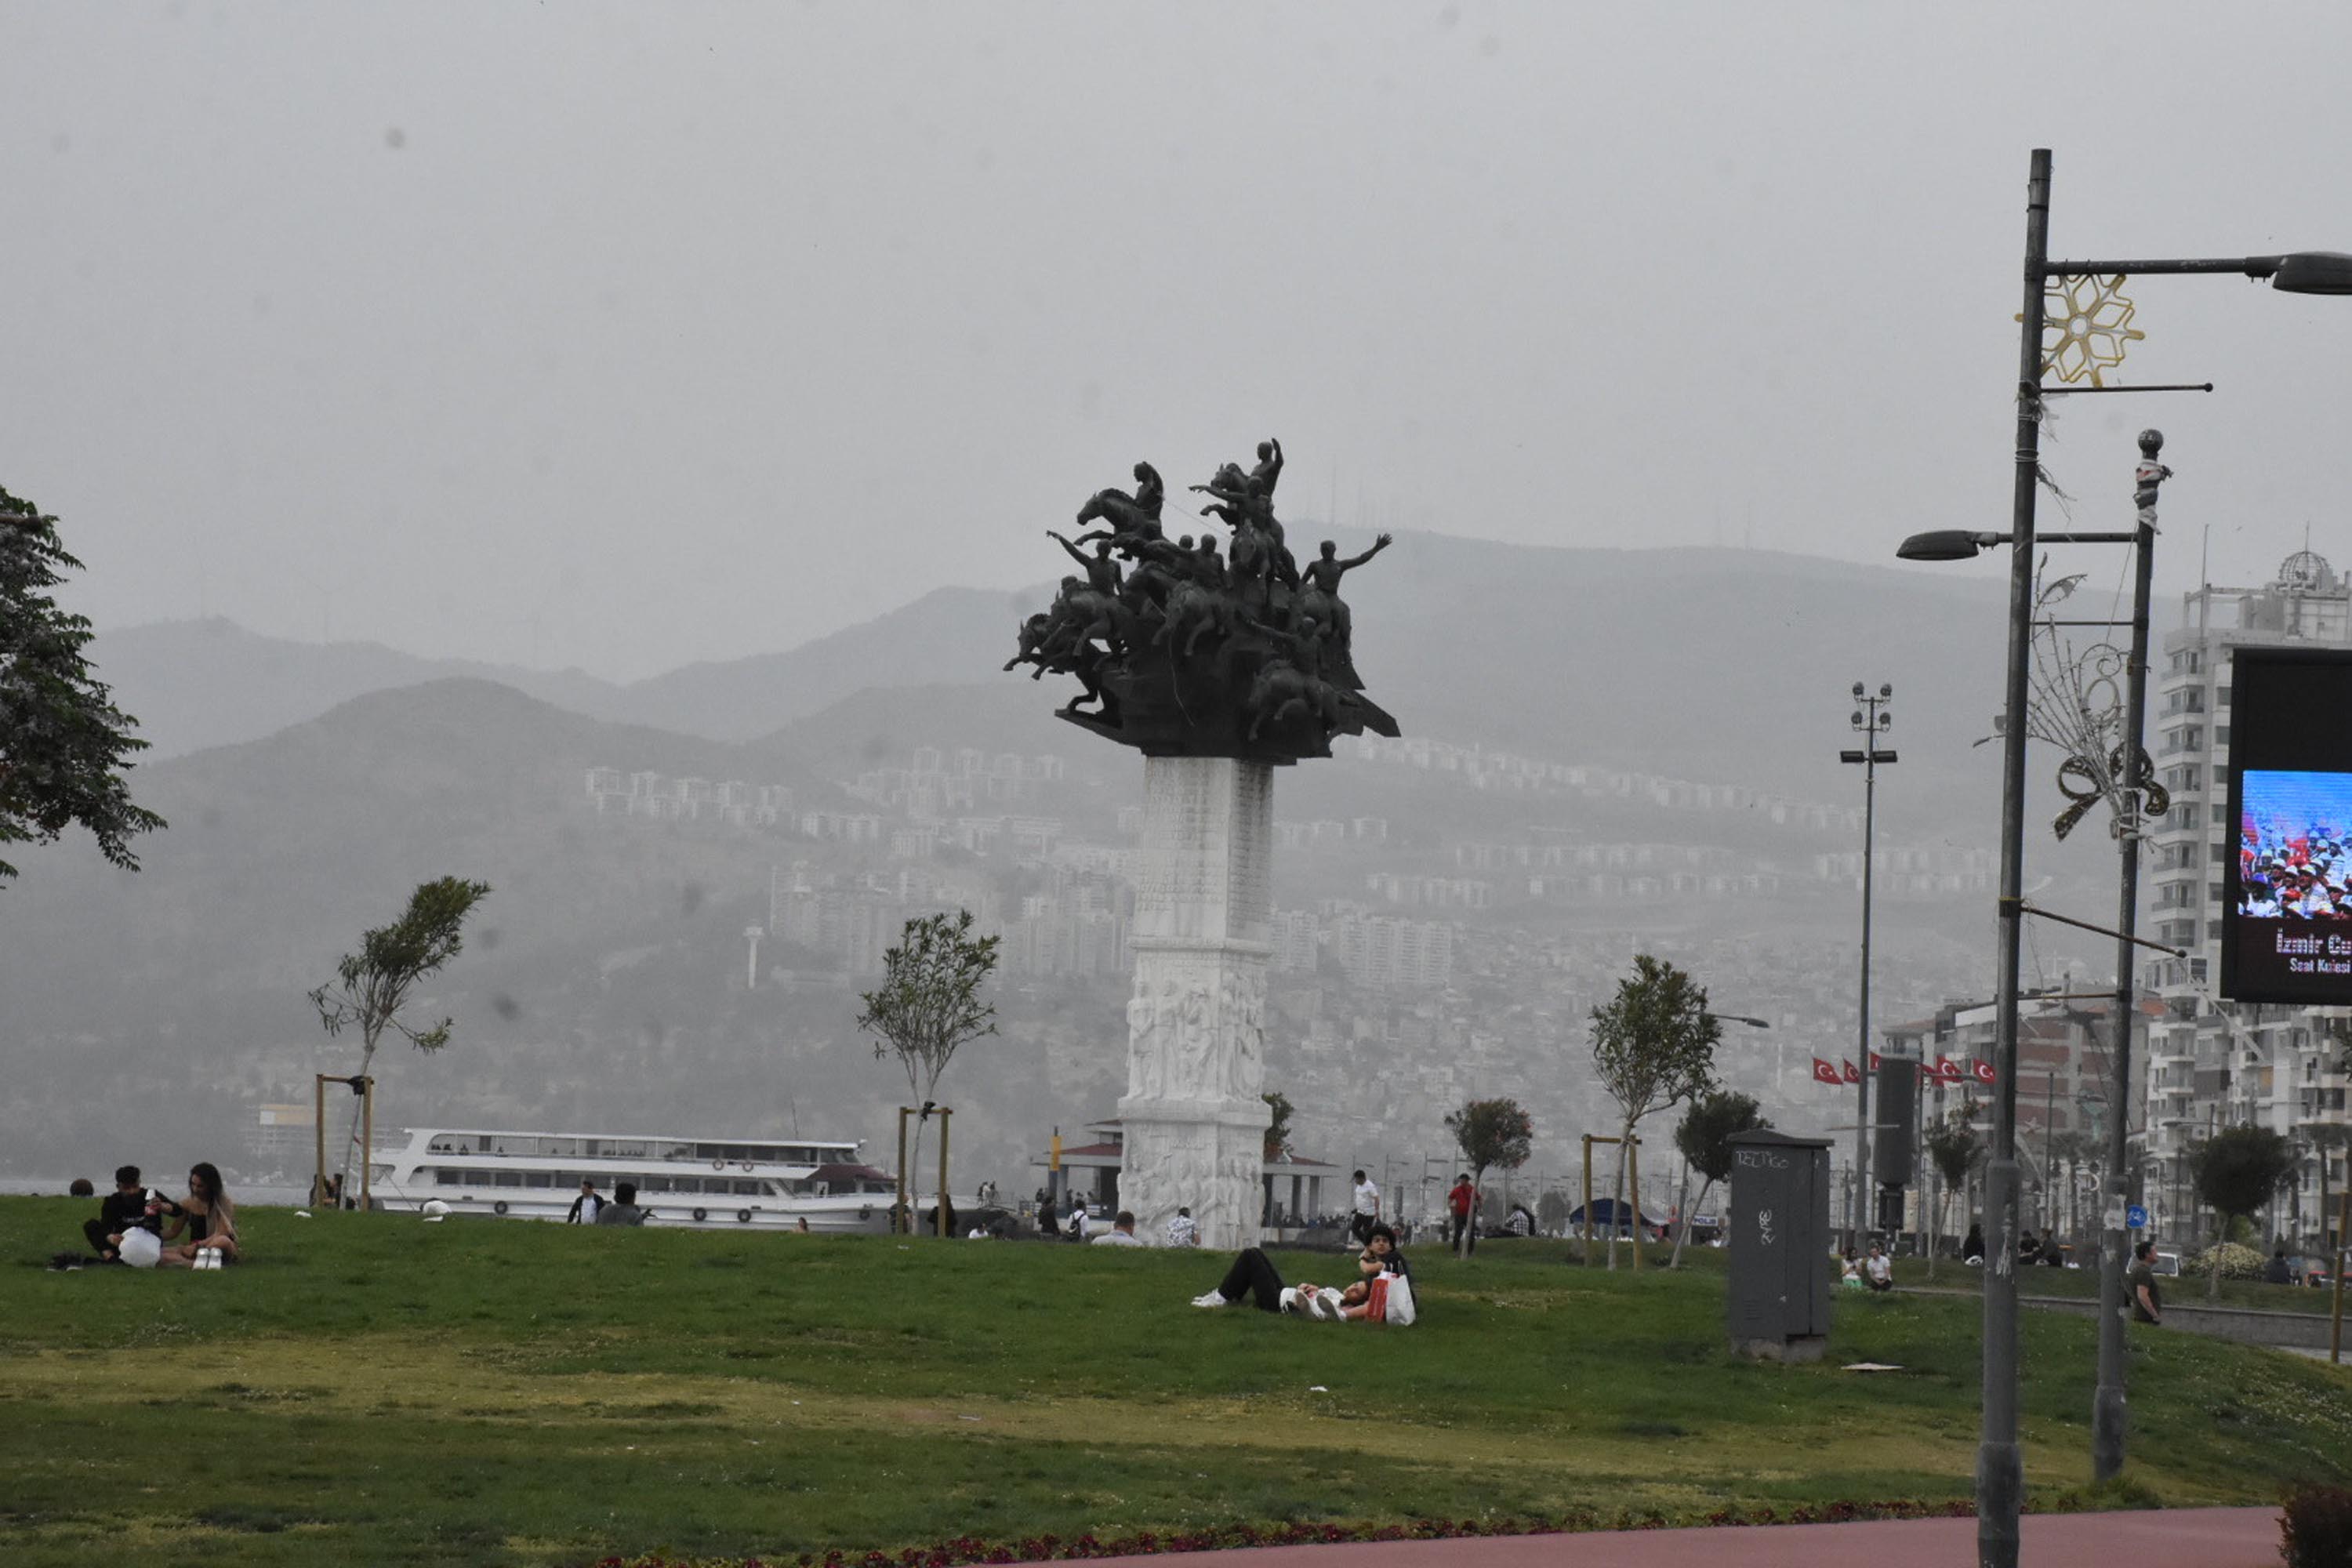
[422,1134,852,1164]
[427,1170,828,1196]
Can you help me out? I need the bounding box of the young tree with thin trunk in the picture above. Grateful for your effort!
[1588,955,1720,1270]
[1923,1102,1984,1281]
[2308,1124,2350,1255]
[856,909,999,1229]
[1445,1097,1533,1259]
[1670,1089,1769,1268]
[2189,1123,2298,1299]
[0,490,165,884]
[310,877,492,1196]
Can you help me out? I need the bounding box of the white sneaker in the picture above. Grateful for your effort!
[1192,1290,1229,1308]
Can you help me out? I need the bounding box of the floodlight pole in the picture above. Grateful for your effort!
[1842,686,1896,1250]
[2093,432,2164,1480]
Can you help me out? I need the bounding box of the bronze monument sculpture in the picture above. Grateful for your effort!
[1007,438,1399,763]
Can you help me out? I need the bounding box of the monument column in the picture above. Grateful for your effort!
[1116,755,1273,1251]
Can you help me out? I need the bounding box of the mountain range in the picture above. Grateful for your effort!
[5,533,2129,1189]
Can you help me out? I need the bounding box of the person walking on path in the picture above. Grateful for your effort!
[1446,1173,1477,1255]
[2129,1239,2165,1325]
[1349,1169,1381,1247]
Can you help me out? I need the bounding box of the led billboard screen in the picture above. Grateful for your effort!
[2222,647,2352,1003]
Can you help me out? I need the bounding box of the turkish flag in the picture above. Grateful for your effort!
[1972,1058,1997,1085]
[1868,1051,1882,1072]
[1936,1057,1965,1084]
[1842,1059,1863,1084]
[1812,1058,1842,1086]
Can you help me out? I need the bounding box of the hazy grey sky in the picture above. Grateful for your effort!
[9,2,2352,680]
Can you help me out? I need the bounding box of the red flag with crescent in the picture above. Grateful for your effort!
[1842,1059,1862,1084]
[1972,1058,1997,1085]
[1868,1051,1882,1072]
[1812,1058,1842,1086]
[1934,1056,1962,1083]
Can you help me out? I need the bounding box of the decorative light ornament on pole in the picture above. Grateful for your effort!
[1839,684,1895,1251]
[1894,148,2347,1568]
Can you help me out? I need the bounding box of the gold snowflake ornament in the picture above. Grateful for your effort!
[2031,273,2144,387]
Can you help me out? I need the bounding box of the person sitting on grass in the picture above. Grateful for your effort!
[593,1181,648,1226]
[1091,1210,1145,1247]
[155,1163,238,1267]
[1357,1222,1410,1280]
[85,1164,158,1265]
[1864,1241,1894,1293]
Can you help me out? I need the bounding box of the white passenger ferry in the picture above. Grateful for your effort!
[370,1127,903,1232]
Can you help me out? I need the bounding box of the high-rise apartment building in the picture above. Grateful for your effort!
[2143,551,2352,1247]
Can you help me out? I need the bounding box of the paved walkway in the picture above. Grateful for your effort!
[1013,1508,2281,1567]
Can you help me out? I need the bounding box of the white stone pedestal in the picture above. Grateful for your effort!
[1116,756,1273,1251]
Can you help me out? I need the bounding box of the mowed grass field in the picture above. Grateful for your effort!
[4,1199,2349,1567]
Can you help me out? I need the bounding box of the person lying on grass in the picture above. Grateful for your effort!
[154,1162,238,1268]
[1192,1247,1412,1321]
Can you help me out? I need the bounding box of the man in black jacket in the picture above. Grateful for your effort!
[84,1166,158,1263]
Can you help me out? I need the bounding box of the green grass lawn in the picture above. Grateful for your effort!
[1886,1252,2344,1313]
[4,1198,2348,1567]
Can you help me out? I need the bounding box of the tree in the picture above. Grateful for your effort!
[0,490,165,884]
[310,876,492,1197]
[1536,1188,1570,1234]
[1588,955,1719,1269]
[1261,1090,1294,1162]
[855,909,1000,1229]
[1924,1102,1984,1279]
[1669,1089,1769,1268]
[2189,1123,2298,1299]
[1444,1097,1533,1258]
[2307,1124,2350,1254]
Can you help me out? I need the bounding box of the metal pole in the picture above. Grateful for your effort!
[1857,716,1878,1248]
[2096,428,2162,1470]
[1979,144,2050,1568]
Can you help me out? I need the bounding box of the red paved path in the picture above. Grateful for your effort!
[1012,1508,2280,1567]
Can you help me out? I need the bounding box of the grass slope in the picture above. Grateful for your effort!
[4,1199,2347,1567]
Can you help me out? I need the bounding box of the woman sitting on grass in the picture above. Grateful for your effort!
[154,1162,238,1267]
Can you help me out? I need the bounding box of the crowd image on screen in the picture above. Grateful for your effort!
[2238,774,2352,920]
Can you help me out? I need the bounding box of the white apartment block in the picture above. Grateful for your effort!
[2141,552,2352,1247]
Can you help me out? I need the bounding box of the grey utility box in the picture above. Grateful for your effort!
[1726,1128,1834,1363]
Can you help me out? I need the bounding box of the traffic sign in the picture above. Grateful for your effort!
[2126,1203,2148,1230]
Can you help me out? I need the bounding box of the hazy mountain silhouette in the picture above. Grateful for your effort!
[96,539,2021,822]
[91,618,630,760]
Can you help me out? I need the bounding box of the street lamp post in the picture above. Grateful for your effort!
[1896,148,2349,1568]
[1842,684,1896,1250]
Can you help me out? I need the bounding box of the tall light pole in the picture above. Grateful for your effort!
[1896,148,2350,1568]
[1842,684,1896,1250]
